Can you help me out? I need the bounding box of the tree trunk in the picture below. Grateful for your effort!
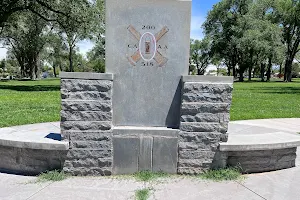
[69,47,73,72]
[266,56,272,82]
[261,63,265,82]
[34,58,39,79]
[248,66,252,81]
[284,57,293,82]
[233,65,236,78]
[53,66,57,77]
[279,64,282,75]
[238,69,244,82]
[197,68,205,75]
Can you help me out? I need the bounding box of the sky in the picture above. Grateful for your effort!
[0,0,220,59]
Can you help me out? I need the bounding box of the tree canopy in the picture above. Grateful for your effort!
[0,0,105,79]
[199,0,300,82]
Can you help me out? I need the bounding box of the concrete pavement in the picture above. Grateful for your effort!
[1,118,300,200]
[1,166,300,200]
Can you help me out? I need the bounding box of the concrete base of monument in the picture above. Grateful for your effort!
[0,122,68,175]
[1,120,300,176]
[219,122,300,174]
[112,126,179,174]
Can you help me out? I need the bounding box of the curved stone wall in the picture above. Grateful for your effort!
[0,145,68,175]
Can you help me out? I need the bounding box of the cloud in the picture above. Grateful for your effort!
[190,15,205,40]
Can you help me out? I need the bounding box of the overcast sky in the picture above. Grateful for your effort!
[0,0,219,60]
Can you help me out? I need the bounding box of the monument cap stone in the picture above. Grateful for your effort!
[106,0,192,128]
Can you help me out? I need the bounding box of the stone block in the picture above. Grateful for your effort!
[112,137,139,175]
[179,132,224,143]
[177,167,204,175]
[182,76,234,83]
[212,151,228,169]
[180,113,230,123]
[152,137,178,174]
[63,131,112,142]
[61,121,112,131]
[183,83,233,94]
[70,141,111,149]
[179,150,215,160]
[182,92,232,103]
[61,79,112,92]
[64,158,112,168]
[180,122,228,133]
[181,103,230,115]
[63,167,112,176]
[66,149,112,159]
[61,100,112,112]
[178,159,208,168]
[61,90,112,101]
[61,111,112,121]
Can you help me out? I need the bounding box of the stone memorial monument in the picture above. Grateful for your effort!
[60,0,233,176]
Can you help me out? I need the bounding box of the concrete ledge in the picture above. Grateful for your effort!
[60,72,113,80]
[219,132,300,151]
[0,124,69,175]
[0,138,69,150]
[113,126,179,137]
[182,76,233,83]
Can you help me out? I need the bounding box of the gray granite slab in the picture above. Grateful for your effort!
[112,136,139,174]
[182,75,234,83]
[106,0,192,127]
[152,137,178,174]
[139,136,153,171]
[60,72,113,80]
[113,126,179,137]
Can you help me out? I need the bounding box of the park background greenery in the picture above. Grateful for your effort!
[0,78,299,128]
[0,0,299,127]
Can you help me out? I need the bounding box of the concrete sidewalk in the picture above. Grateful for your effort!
[0,118,300,200]
[1,166,299,200]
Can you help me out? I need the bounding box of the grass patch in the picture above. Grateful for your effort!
[37,170,68,182]
[0,79,60,128]
[200,168,242,182]
[231,79,300,120]
[135,188,150,200]
[134,170,168,182]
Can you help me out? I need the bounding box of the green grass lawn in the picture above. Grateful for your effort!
[0,78,299,127]
[0,79,60,128]
[231,79,300,120]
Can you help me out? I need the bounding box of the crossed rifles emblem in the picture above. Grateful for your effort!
[127,25,169,67]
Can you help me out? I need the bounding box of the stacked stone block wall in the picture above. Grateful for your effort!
[227,148,297,173]
[61,78,113,175]
[178,80,233,174]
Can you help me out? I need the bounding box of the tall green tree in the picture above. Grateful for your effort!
[204,0,251,78]
[55,0,103,72]
[3,13,48,79]
[274,0,300,82]
[190,37,212,75]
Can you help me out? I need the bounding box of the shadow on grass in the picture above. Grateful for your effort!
[0,85,60,91]
[249,87,300,94]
